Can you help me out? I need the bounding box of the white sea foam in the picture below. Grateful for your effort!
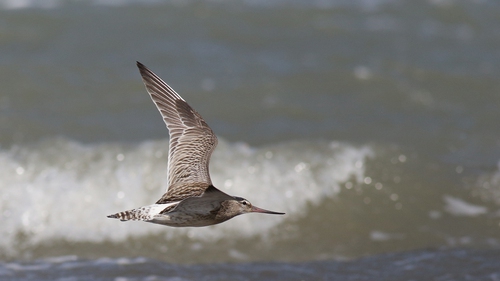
[0,137,373,255]
[443,195,487,217]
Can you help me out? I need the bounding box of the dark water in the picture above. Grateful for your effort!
[2,249,500,281]
[1,0,500,279]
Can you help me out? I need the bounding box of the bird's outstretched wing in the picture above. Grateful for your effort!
[137,62,217,193]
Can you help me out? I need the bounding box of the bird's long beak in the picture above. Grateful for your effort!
[251,205,285,215]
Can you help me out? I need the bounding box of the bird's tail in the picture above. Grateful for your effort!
[107,204,172,221]
[107,210,140,221]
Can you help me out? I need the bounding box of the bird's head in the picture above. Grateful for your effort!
[230,196,285,216]
[214,197,284,223]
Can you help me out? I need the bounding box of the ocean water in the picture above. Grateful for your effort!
[1,0,500,280]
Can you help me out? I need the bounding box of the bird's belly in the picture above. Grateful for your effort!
[149,212,217,227]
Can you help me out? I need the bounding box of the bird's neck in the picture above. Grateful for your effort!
[214,200,239,223]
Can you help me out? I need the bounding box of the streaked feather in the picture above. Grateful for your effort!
[137,62,217,199]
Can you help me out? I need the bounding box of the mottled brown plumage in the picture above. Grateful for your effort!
[107,62,284,227]
[155,182,209,204]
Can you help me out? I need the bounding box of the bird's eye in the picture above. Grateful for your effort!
[242,201,247,205]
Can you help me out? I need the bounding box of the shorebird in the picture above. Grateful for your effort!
[107,62,284,227]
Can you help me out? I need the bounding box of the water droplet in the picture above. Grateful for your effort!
[16,166,25,175]
[117,154,125,161]
[117,191,125,199]
[398,154,407,163]
[294,162,307,173]
[364,177,372,184]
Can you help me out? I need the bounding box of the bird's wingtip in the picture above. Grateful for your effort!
[136,61,146,69]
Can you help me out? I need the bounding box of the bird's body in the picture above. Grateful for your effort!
[107,62,284,227]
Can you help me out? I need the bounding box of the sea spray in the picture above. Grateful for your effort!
[0,137,373,258]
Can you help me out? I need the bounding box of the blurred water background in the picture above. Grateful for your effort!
[1,0,500,280]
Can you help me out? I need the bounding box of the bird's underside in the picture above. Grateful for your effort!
[107,185,236,227]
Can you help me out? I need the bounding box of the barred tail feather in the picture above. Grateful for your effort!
[107,210,139,221]
[107,203,177,222]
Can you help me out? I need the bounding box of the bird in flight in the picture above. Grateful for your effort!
[108,62,284,227]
